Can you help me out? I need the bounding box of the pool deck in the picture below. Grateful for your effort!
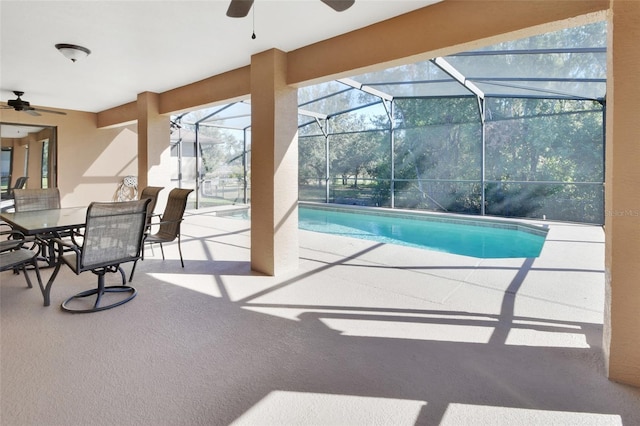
[2,208,639,425]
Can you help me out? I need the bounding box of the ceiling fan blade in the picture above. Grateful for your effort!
[226,0,254,18]
[25,109,41,117]
[32,108,66,115]
[321,0,355,12]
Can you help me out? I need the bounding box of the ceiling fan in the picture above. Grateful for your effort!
[227,0,355,18]
[1,91,67,116]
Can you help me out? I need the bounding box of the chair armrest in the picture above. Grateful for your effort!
[146,218,182,231]
[52,237,80,255]
[155,218,183,226]
[0,228,27,253]
[69,228,85,246]
[1,223,25,239]
[52,237,82,272]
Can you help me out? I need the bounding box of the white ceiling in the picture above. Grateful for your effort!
[0,0,440,114]
[0,124,45,139]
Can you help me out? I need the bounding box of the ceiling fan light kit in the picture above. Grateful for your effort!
[55,43,91,62]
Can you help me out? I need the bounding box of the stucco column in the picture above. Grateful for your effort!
[137,92,171,196]
[250,49,299,276]
[603,0,640,387]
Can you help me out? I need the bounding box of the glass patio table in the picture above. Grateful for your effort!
[0,207,87,237]
[0,206,87,306]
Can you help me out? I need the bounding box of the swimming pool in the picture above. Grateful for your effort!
[298,203,548,259]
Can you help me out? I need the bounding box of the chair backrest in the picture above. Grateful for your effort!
[157,188,193,240]
[80,199,151,271]
[5,176,28,198]
[139,186,164,224]
[13,176,28,189]
[13,188,61,212]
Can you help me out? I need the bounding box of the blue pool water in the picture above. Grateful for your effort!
[298,205,547,259]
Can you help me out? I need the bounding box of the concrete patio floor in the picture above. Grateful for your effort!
[1,208,639,425]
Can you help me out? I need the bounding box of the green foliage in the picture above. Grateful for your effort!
[299,95,604,222]
[299,135,329,186]
[484,182,561,218]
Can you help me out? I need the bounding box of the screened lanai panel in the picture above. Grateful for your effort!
[475,81,605,100]
[202,128,251,204]
[352,60,453,85]
[197,102,252,130]
[393,122,482,210]
[298,100,390,134]
[350,60,470,98]
[444,21,607,100]
[298,81,385,117]
[484,97,603,222]
[485,98,603,181]
[446,51,606,80]
[298,80,349,104]
[474,21,606,51]
[392,98,481,212]
[299,135,328,202]
[328,129,391,206]
[332,102,391,131]
[374,81,471,98]
[393,97,481,127]
[199,115,251,130]
[394,124,482,180]
[303,90,383,118]
[298,116,325,136]
[486,98,603,120]
[446,51,606,100]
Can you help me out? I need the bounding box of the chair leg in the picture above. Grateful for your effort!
[159,243,165,260]
[29,257,45,295]
[20,264,33,288]
[178,234,184,268]
[129,260,139,282]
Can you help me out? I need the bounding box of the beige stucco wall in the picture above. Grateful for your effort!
[0,108,138,207]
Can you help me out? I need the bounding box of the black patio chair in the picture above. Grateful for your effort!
[143,188,193,267]
[0,241,44,295]
[139,186,165,226]
[0,222,27,253]
[1,176,28,200]
[50,198,150,313]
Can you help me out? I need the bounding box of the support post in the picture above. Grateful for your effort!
[250,49,299,276]
[603,0,640,387]
[137,92,171,197]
